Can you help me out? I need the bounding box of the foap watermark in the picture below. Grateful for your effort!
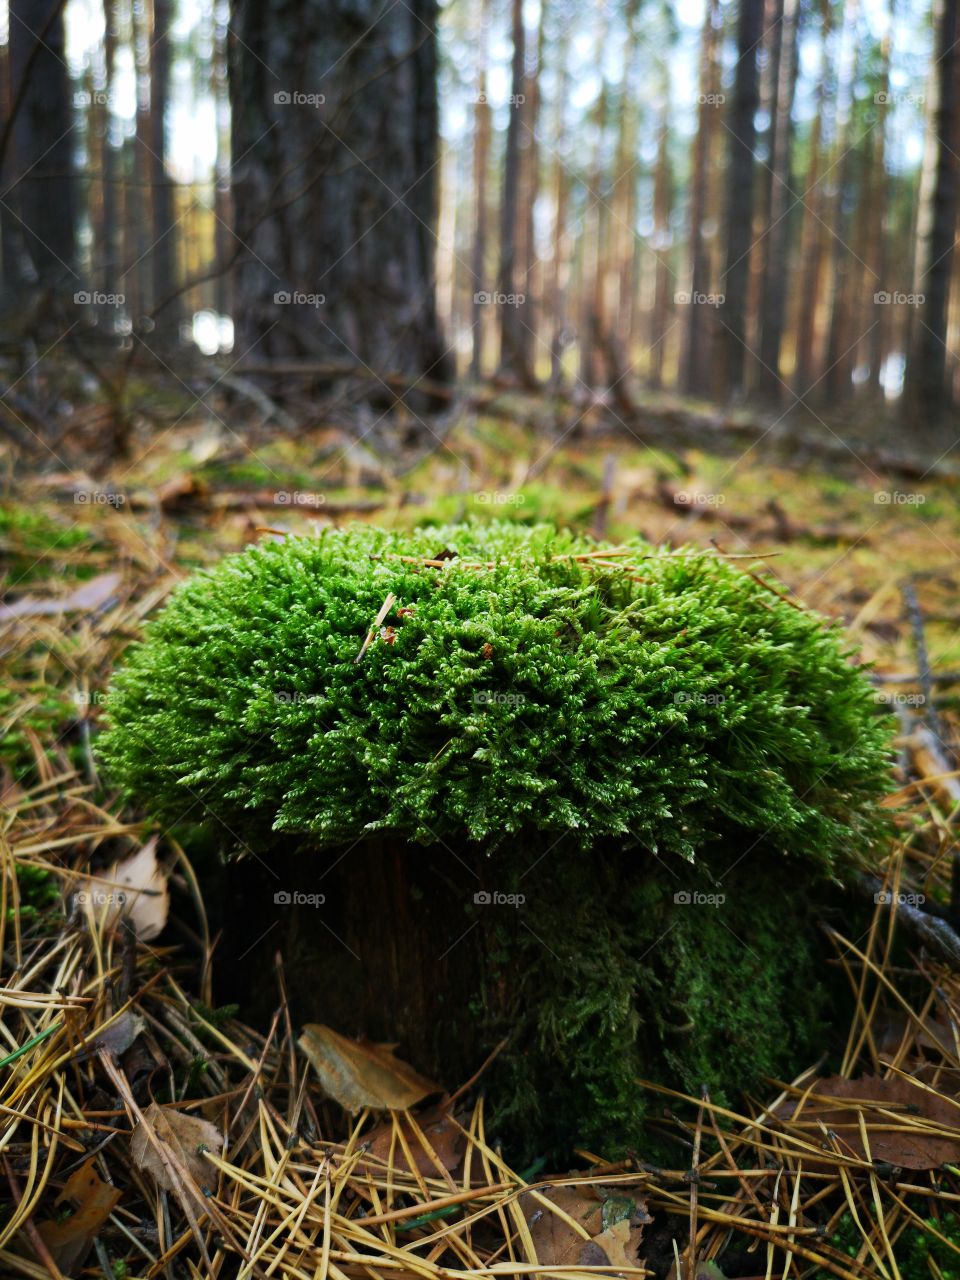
[76,889,127,908]
[274,90,326,107]
[273,691,312,705]
[476,491,525,506]
[874,291,924,307]
[674,890,725,907]
[874,690,926,708]
[74,489,126,507]
[274,890,325,907]
[474,691,526,708]
[874,890,925,907]
[74,290,125,307]
[874,491,926,506]
[75,89,113,107]
[72,690,109,708]
[474,890,525,908]
[674,691,726,707]
[674,290,724,307]
[875,91,924,106]
[697,92,725,106]
[474,290,525,307]
[274,290,325,307]
[673,490,726,508]
[274,490,325,506]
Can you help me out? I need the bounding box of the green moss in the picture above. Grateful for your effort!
[99,522,892,869]
[96,522,895,1158]
[817,1209,960,1279]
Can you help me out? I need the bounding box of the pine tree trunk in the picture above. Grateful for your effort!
[7,0,76,287]
[680,0,722,396]
[497,0,533,382]
[149,0,179,329]
[904,0,960,425]
[229,0,451,398]
[718,0,762,399]
[756,0,799,400]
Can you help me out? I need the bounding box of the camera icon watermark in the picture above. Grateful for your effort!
[874,890,925,906]
[74,290,125,307]
[874,491,925,505]
[74,489,126,507]
[274,890,325,907]
[473,290,525,307]
[473,890,525,907]
[274,290,325,307]
[274,90,326,107]
[673,890,725,906]
[274,490,325,506]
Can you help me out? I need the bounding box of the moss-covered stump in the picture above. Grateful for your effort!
[99,523,894,1158]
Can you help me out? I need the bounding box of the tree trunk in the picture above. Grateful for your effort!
[149,0,179,331]
[904,0,960,426]
[228,0,451,400]
[680,0,722,396]
[792,0,834,393]
[497,0,533,382]
[469,0,491,379]
[718,0,762,399]
[648,98,672,390]
[756,0,799,400]
[6,0,76,288]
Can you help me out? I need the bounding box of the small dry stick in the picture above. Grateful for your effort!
[354,593,397,664]
[687,1085,707,1280]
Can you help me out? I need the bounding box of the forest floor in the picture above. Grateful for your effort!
[2,406,960,1278]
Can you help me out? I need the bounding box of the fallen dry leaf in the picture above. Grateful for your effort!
[524,1184,649,1270]
[363,1105,465,1175]
[37,1157,122,1272]
[131,1101,223,1211]
[299,1023,441,1111]
[776,1074,960,1169]
[0,571,122,620]
[76,836,170,941]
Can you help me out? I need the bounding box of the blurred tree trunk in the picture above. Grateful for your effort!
[229,0,451,399]
[822,1,860,403]
[469,0,491,379]
[865,19,891,397]
[547,36,571,389]
[498,0,533,382]
[149,0,179,329]
[680,0,722,396]
[212,0,232,320]
[718,0,762,399]
[100,0,119,295]
[792,0,834,393]
[756,0,799,400]
[648,95,672,390]
[904,0,960,425]
[7,0,76,287]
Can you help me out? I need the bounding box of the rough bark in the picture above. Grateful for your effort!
[229,0,451,400]
[497,0,533,382]
[149,0,179,330]
[904,0,960,425]
[756,0,799,399]
[718,0,762,399]
[6,0,76,287]
[680,0,723,396]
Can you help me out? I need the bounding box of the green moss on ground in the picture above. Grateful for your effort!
[97,522,895,1158]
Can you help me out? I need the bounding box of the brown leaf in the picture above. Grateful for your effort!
[524,1184,648,1270]
[130,1101,223,1211]
[363,1106,465,1175]
[0,571,122,620]
[76,837,170,941]
[37,1157,122,1272]
[299,1023,441,1111]
[776,1074,960,1169]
